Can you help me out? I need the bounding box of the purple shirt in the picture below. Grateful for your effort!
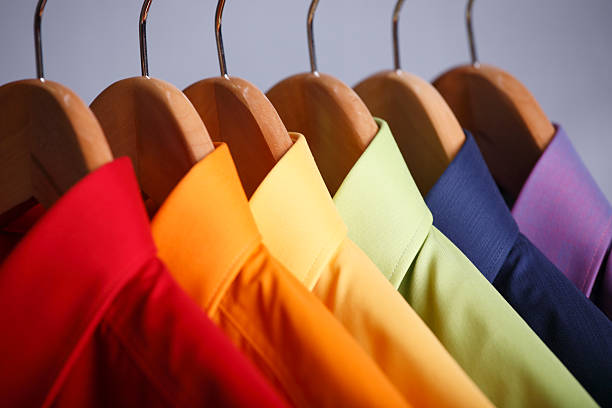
[512,125,612,318]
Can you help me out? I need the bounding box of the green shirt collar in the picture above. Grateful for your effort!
[333,118,432,288]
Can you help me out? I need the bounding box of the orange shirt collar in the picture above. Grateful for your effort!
[151,144,261,314]
[249,134,347,289]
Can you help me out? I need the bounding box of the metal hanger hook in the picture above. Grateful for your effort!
[466,0,479,66]
[34,0,47,79]
[307,0,319,74]
[139,0,152,77]
[215,0,229,78]
[392,0,405,71]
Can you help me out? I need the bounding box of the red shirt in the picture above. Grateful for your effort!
[0,158,287,408]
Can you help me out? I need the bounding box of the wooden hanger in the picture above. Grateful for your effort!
[0,0,112,218]
[433,0,555,199]
[354,0,465,195]
[184,0,292,198]
[266,0,378,196]
[90,0,214,210]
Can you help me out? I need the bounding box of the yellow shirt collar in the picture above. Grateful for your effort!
[249,134,347,289]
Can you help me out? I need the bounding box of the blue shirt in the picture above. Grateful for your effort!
[425,133,612,407]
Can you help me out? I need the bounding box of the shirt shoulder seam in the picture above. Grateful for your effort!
[204,235,262,313]
[217,300,307,407]
[302,226,346,289]
[391,214,430,283]
[41,251,156,406]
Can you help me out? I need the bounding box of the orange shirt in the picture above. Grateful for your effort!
[151,144,409,408]
[249,135,493,408]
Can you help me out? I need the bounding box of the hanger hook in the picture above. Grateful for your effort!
[34,0,47,80]
[466,0,479,66]
[215,0,229,78]
[392,0,405,71]
[139,0,152,77]
[307,0,319,74]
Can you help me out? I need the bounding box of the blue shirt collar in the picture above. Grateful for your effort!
[425,132,519,282]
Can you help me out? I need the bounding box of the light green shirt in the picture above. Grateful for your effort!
[333,119,596,408]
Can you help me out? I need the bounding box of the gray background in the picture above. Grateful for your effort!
[2,0,611,200]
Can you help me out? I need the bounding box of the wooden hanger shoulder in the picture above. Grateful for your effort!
[0,79,112,215]
[433,63,555,198]
[184,76,292,198]
[355,70,465,195]
[267,72,378,195]
[91,76,214,208]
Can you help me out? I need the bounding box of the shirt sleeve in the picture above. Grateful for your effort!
[214,246,410,408]
[312,239,493,408]
[398,227,597,408]
[491,234,612,406]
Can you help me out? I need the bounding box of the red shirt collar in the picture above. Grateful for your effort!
[0,158,157,404]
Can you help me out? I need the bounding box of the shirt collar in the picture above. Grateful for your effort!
[512,125,612,295]
[425,132,519,282]
[151,143,262,314]
[249,134,347,290]
[0,158,156,398]
[333,118,432,288]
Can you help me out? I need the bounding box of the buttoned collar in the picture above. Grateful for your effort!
[512,125,612,295]
[332,119,432,288]
[151,143,261,314]
[249,134,347,290]
[0,158,156,401]
[425,132,519,282]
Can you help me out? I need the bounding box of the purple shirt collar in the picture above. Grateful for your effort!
[512,125,612,303]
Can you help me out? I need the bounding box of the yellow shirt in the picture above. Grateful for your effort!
[151,143,409,408]
[249,134,493,408]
